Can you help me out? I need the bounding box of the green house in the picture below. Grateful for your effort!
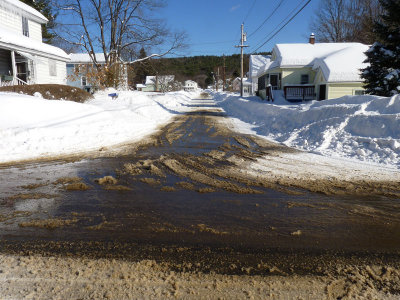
[257,37,369,101]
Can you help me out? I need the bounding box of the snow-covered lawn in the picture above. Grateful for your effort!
[0,90,195,163]
[212,91,400,168]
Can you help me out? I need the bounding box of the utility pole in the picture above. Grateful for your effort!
[235,23,249,97]
[223,55,226,91]
[216,67,220,92]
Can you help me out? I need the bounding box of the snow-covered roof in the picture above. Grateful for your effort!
[136,84,146,88]
[272,43,365,68]
[145,75,175,85]
[261,42,369,82]
[184,80,197,85]
[0,26,69,61]
[249,55,272,77]
[2,0,48,23]
[69,53,106,63]
[312,44,369,82]
[233,77,251,85]
[243,79,252,86]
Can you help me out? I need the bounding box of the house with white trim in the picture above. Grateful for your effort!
[232,77,252,96]
[67,53,128,92]
[183,80,198,91]
[0,0,69,86]
[257,34,369,101]
[139,75,175,92]
[67,53,105,93]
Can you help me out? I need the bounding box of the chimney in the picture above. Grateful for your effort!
[309,33,315,45]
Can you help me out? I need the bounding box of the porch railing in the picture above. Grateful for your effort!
[266,84,274,101]
[284,85,315,101]
[0,77,28,87]
[15,77,28,85]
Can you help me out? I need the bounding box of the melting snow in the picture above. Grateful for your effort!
[211,91,400,168]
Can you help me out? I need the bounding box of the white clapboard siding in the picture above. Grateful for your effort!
[28,20,42,42]
[35,56,67,85]
[0,6,22,35]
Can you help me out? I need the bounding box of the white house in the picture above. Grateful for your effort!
[232,77,252,95]
[183,80,198,91]
[0,0,69,86]
[141,75,175,92]
[249,55,272,95]
[136,83,146,91]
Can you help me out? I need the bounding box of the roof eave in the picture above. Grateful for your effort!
[326,80,363,84]
[0,42,70,62]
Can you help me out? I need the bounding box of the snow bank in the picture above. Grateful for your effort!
[211,91,400,168]
[0,90,194,163]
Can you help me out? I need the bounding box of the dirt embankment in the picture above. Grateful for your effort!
[1,253,400,299]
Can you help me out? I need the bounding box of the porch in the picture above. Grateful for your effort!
[0,48,34,87]
[283,85,316,101]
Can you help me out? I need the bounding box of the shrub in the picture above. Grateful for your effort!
[0,84,93,103]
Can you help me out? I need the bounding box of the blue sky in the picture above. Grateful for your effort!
[159,0,321,57]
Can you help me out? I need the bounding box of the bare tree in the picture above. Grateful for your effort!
[54,0,187,68]
[150,75,175,92]
[310,0,382,43]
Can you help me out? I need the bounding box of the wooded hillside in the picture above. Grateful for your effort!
[131,53,270,88]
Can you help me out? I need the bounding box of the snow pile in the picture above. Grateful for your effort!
[0,90,194,163]
[211,91,400,167]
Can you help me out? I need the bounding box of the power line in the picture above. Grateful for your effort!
[188,40,237,46]
[243,0,257,23]
[250,0,308,51]
[251,0,311,54]
[248,0,285,38]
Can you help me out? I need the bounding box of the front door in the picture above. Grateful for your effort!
[270,74,278,90]
[16,62,27,83]
[319,84,326,100]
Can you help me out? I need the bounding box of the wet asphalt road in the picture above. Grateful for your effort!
[1,95,400,274]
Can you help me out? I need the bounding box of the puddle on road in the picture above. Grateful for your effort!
[1,97,400,260]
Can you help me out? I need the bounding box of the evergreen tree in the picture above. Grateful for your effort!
[133,48,151,84]
[361,0,400,96]
[20,0,56,44]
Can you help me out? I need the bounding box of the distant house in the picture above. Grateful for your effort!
[249,55,272,95]
[0,0,69,87]
[139,75,175,92]
[232,77,252,96]
[136,83,146,91]
[67,53,105,93]
[66,53,128,93]
[257,34,369,101]
[184,80,198,91]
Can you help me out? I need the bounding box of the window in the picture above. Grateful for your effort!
[22,16,29,37]
[301,74,309,84]
[81,76,87,86]
[49,59,57,76]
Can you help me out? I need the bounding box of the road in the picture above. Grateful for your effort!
[1,93,400,298]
